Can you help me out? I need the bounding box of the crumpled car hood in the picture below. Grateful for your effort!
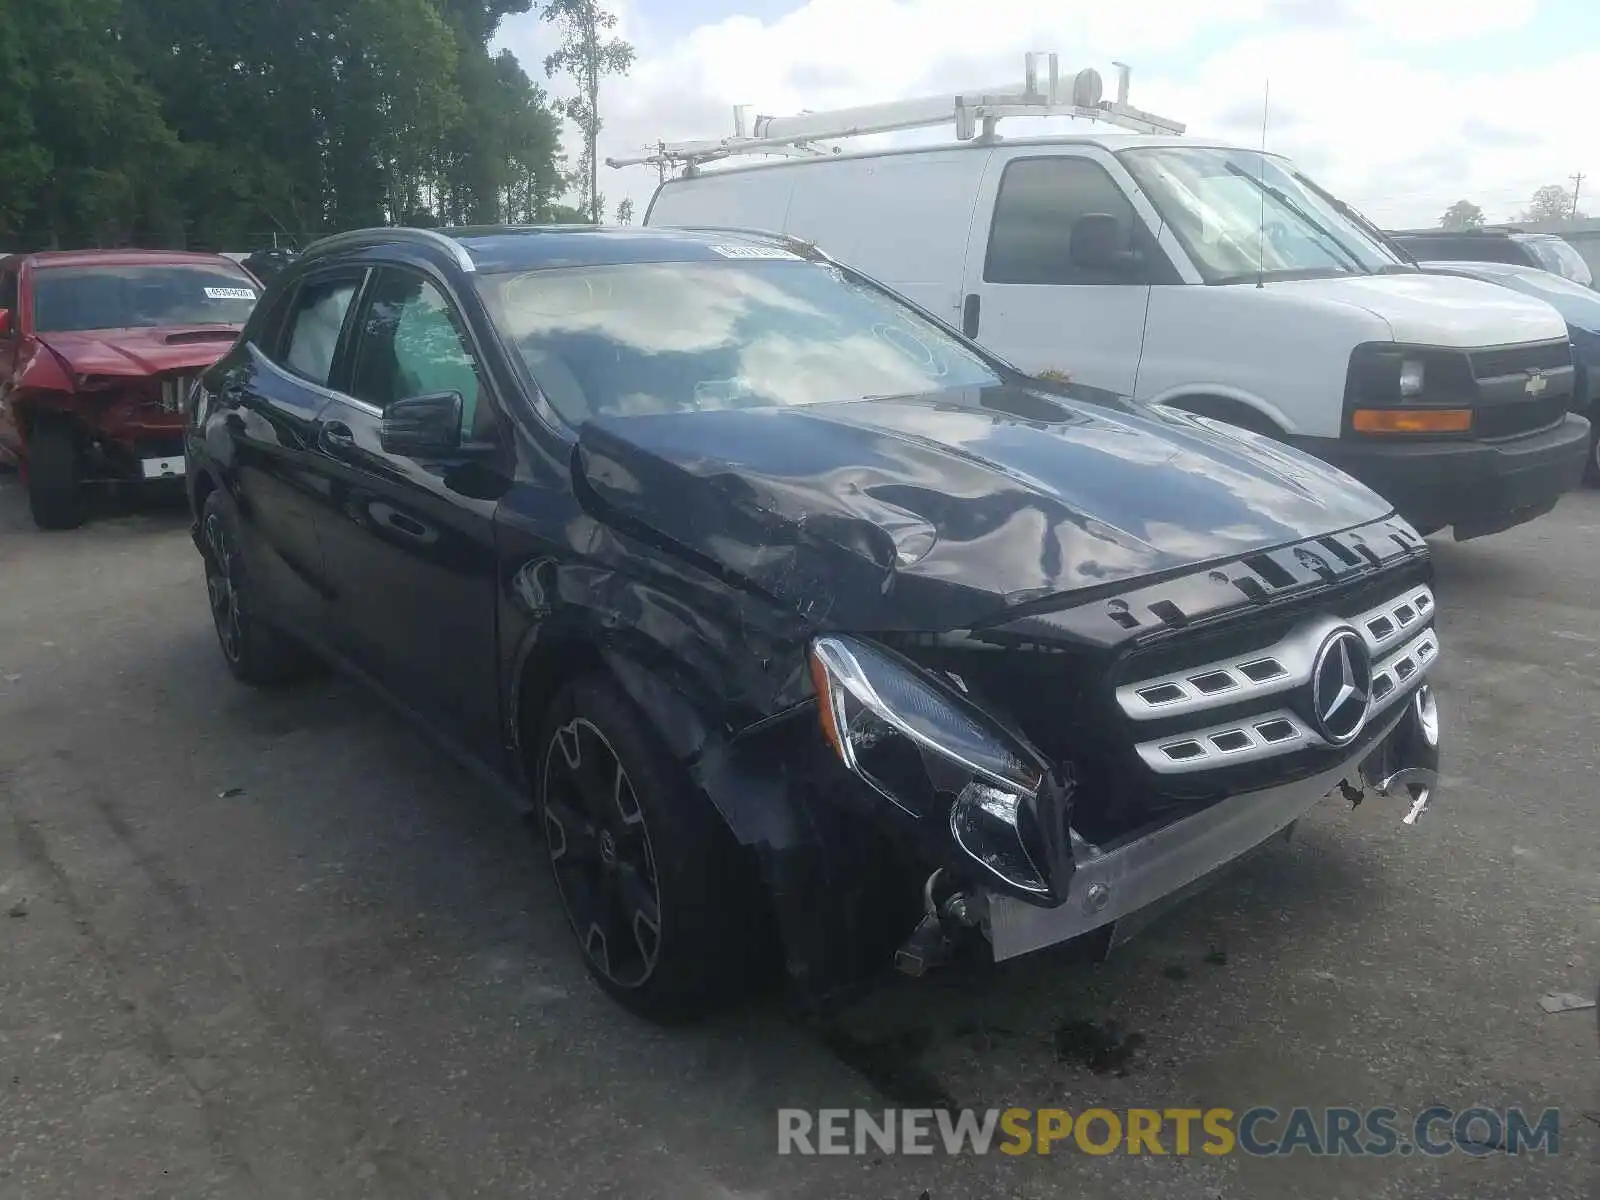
[38,326,242,378]
[574,384,1393,630]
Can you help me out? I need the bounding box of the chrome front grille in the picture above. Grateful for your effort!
[1119,584,1438,775]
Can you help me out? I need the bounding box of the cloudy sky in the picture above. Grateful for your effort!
[496,0,1596,230]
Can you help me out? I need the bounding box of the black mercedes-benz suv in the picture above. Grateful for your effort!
[185,225,1444,1019]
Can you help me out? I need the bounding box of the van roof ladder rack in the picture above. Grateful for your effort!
[607,53,1185,175]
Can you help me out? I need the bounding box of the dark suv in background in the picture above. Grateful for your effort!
[1389,228,1594,289]
[184,225,1446,1019]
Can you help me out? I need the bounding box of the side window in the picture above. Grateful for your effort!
[281,277,359,385]
[349,269,493,443]
[985,157,1148,286]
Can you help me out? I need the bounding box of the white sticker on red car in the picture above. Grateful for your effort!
[205,287,258,300]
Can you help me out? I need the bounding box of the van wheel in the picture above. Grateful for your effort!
[535,674,767,1021]
[1585,419,1600,485]
[201,490,318,685]
[26,419,87,530]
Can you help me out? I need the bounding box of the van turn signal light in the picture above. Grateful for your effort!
[1352,408,1472,434]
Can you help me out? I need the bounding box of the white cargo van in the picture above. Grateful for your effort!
[624,55,1591,539]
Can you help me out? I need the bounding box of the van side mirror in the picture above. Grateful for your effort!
[381,391,463,456]
[1069,213,1142,275]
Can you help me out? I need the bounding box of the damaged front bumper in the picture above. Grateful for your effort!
[985,682,1441,961]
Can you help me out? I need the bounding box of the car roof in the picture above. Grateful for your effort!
[10,249,249,270]
[1391,228,1561,245]
[299,224,824,275]
[1392,229,1519,240]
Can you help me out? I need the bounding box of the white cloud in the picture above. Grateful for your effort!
[497,0,1593,230]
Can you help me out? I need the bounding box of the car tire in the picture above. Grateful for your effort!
[26,419,87,530]
[1585,418,1600,486]
[535,673,768,1021]
[200,490,318,686]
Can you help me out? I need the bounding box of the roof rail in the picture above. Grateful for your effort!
[299,227,477,273]
[607,52,1184,175]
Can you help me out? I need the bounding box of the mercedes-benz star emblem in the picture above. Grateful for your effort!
[1310,628,1372,745]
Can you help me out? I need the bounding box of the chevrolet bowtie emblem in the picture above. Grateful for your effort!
[1525,369,1548,397]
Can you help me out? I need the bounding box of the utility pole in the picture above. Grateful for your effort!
[1573,172,1586,218]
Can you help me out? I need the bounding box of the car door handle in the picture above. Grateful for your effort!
[962,293,980,338]
[318,421,356,455]
[386,512,427,538]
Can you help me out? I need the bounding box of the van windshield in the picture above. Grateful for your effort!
[1120,146,1404,284]
[477,257,1003,423]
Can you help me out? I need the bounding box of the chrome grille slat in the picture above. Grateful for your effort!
[1127,584,1439,777]
[1117,585,1434,722]
[1367,627,1439,721]
[1137,710,1317,773]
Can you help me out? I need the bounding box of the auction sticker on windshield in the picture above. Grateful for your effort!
[204,287,257,300]
[708,244,802,260]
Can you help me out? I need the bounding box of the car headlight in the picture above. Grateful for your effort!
[1398,358,1425,398]
[809,635,1052,895]
[1346,343,1473,405]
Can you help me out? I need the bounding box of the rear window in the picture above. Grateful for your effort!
[32,264,260,333]
[476,258,1001,424]
[1522,237,1594,287]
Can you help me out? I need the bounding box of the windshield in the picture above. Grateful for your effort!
[1522,237,1594,288]
[1119,146,1404,284]
[477,257,1003,423]
[33,264,260,333]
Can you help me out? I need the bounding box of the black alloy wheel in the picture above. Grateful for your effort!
[204,507,245,666]
[534,675,772,1020]
[200,490,317,686]
[542,715,664,990]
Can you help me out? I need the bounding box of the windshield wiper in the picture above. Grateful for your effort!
[1295,174,1419,267]
[1222,162,1368,276]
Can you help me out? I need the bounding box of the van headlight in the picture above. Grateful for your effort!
[1398,358,1425,398]
[809,635,1052,895]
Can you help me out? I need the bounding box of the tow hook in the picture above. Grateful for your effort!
[893,870,981,978]
[1375,767,1438,825]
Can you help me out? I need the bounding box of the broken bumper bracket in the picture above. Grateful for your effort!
[986,687,1441,962]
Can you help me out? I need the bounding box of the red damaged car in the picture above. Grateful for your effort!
[0,249,260,529]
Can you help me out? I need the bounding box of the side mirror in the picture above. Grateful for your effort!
[1069,213,1141,275]
[0,308,12,337]
[380,391,463,457]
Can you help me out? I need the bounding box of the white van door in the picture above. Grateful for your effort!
[780,150,992,325]
[961,150,1167,393]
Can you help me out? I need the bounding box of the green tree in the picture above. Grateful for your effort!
[0,6,49,240]
[1,0,566,250]
[615,197,634,225]
[1522,184,1585,223]
[1438,200,1485,232]
[4,0,183,248]
[540,0,634,224]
